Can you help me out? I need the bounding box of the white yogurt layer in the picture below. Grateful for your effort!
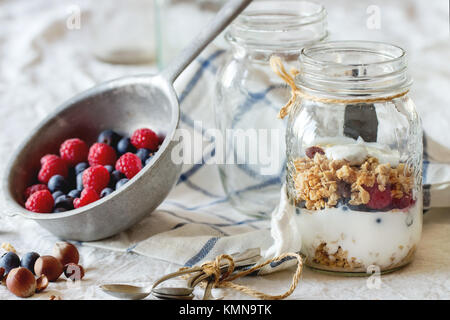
[325,144,368,165]
[296,203,422,270]
[309,138,400,166]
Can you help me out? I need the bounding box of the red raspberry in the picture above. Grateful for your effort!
[40,154,59,165]
[305,146,325,159]
[60,138,89,166]
[38,156,68,184]
[25,190,54,213]
[73,188,100,209]
[88,143,117,167]
[24,184,48,200]
[392,192,414,209]
[115,153,142,179]
[130,128,159,151]
[82,165,110,193]
[365,183,392,210]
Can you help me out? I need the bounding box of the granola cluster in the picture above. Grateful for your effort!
[312,243,363,269]
[309,242,416,271]
[293,147,414,210]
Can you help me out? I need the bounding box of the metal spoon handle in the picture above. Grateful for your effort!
[162,0,252,84]
[203,280,214,300]
[188,254,261,288]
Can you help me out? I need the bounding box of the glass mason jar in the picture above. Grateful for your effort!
[215,0,327,218]
[285,41,423,275]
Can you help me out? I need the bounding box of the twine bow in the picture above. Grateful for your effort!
[197,252,303,300]
[270,55,410,119]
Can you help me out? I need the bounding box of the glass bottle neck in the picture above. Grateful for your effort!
[225,0,327,62]
[296,41,412,98]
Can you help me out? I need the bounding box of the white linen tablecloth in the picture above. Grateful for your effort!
[0,0,449,300]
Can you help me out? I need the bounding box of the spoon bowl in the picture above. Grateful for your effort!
[100,284,195,300]
[100,284,152,300]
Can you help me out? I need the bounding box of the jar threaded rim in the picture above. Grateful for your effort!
[296,41,412,98]
[226,0,328,54]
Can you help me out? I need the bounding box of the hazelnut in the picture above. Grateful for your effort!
[6,267,36,298]
[34,256,63,282]
[53,242,79,265]
[63,263,85,281]
[35,275,49,292]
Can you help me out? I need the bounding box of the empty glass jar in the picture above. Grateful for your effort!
[214,0,327,218]
[285,41,423,274]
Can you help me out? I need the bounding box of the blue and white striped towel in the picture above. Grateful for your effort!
[85,47,450,271]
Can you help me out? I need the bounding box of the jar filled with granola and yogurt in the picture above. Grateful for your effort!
[283,41,423,275]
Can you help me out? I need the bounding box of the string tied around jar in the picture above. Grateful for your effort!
[269,55,410,119]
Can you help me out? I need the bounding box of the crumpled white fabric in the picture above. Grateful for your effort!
[264,185,300,259]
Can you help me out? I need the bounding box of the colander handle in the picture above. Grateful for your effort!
[162,0,252,84]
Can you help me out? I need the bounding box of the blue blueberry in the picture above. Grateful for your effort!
[136,148,151,165]
[20,252,40,274]
[109,170,125,188]
[348,204,374,212]
[68,189,81,198]
[145,156,153,166]
[53,207,68,213]
[116,178,129,189]
[104,165,114,174]
[48,175,69,193]
[75,162,89,175]
[117,137,136,155]
[111,170,124,181]
[68,169,78,191]
[76,172,84,191]
[98,130,122,147]
[67,167,76,186]
[336,198,349,209]
[55,195,74,210]
[0,252,21,274]
[52,190,64,200]
[100,188,114,198]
